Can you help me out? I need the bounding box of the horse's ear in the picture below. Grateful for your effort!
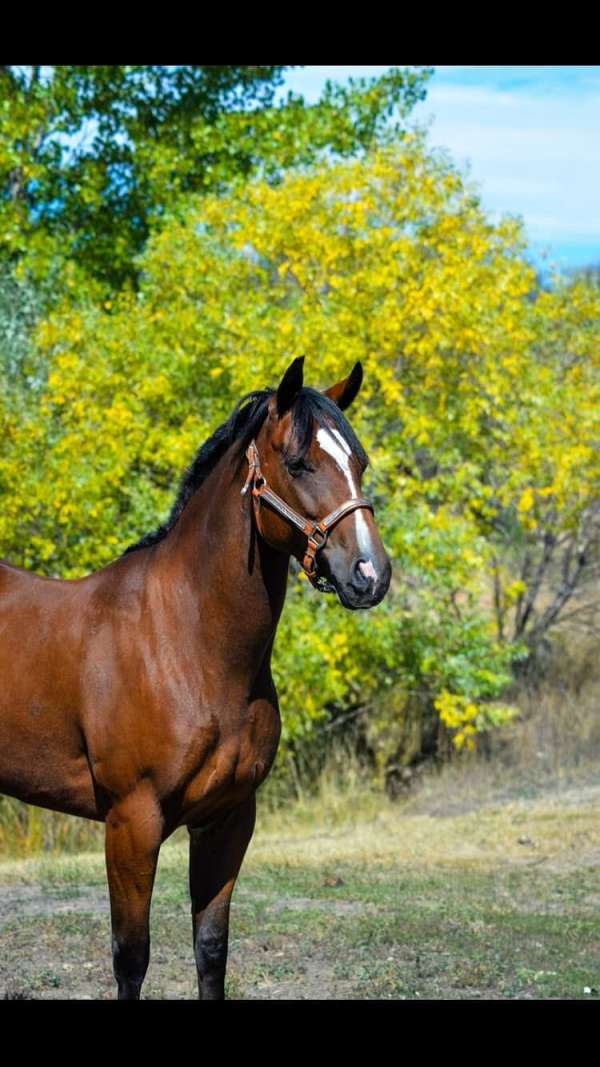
[274,356,304,417]
[323,361,363,411]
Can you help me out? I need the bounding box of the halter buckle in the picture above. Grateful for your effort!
[240,442,259,495]
[308,526,327,550]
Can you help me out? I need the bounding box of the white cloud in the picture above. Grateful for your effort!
[277,66,600,268]
[525,214,600,238]
[280,66,398,104]
[412,72,600,261]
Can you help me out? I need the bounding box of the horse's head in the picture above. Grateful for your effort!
[249,357,391,610]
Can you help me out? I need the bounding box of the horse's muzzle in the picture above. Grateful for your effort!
[330,555,392,610]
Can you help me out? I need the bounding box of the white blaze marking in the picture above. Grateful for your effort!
[316,426,378,576]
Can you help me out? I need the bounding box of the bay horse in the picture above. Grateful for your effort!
[0,356,391,999]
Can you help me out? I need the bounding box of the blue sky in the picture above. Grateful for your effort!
[278,66,600,274]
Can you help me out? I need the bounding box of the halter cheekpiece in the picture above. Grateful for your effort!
[241,439,373,589]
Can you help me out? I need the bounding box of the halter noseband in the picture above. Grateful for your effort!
[241,439,373,589]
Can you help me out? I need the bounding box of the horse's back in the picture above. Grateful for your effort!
[0,557,82,600]
[0,558,92,661]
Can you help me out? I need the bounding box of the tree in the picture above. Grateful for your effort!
[0,261,45,389]
[487,278,600,656]
[3,128,598,766]
[0,65,431,294]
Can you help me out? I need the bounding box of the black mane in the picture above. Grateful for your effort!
[123,385,367,554]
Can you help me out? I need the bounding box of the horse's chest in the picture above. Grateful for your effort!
[179,697,280,825]
[236,697,281,786]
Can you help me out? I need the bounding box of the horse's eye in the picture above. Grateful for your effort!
[285,456,312,478]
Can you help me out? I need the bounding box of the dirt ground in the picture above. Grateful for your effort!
[2,778,600,1000]
[0,882,371,1000]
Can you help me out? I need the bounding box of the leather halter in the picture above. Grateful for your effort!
[241,439,373,588]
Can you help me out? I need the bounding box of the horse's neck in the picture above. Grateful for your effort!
[153,445,290,671]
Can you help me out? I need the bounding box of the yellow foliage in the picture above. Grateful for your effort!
[1,136,598,747]
[435,692,479,750]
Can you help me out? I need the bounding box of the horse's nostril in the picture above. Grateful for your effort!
[358,559,377,582]
[352,558,375,591]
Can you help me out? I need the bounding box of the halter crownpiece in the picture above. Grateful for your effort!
[241,439,374,588]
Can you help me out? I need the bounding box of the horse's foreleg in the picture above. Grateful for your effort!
[188,795,256,1000]
[104,783,163,1000]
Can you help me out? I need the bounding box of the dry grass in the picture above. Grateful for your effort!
[1,765,599,907]
[1,624,598,862]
